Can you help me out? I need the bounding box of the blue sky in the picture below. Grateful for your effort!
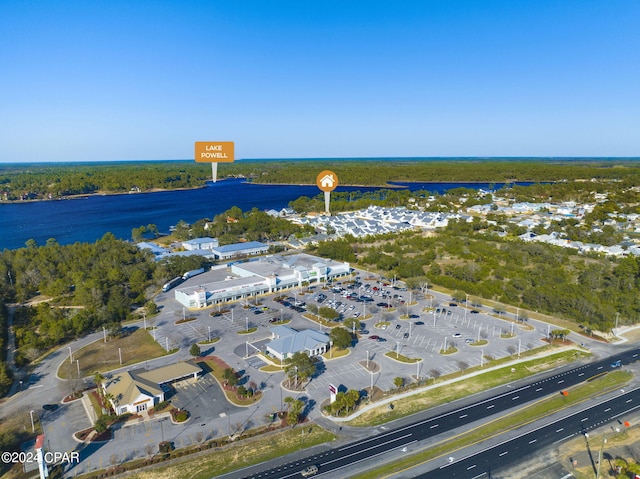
[1,0,638,162]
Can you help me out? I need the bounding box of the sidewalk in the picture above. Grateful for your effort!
[326,344,581,422]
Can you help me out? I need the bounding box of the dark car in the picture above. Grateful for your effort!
[377,337,387,342]
[403,332,410,338]
[414,321,424,325]
[470,310,479,314]
[43,404,58,411]
[449,302,458,307]
[395,324,401,329]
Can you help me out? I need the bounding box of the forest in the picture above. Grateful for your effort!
[3,159,640,201]
[0,206,315,396]
[306,219,640,334]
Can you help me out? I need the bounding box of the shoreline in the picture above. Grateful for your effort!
[0,178,421,204]
[0,177,541,205]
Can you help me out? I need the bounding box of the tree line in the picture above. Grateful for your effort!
[4,159,640,201]
[307,221,640,333]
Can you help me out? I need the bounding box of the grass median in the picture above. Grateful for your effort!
[348,348,588,426]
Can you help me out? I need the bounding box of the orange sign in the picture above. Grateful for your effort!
[316,170,338,192]
[195,142,235,163]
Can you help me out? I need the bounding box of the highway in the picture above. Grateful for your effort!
[236,348,640,479]
[422,386,640,478]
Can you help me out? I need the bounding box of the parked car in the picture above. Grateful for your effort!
[42,404,58,411]
[368,335,380,340]
[395,324,401,329]
[470,310,479,314]
[403,332,410,338]
[453,333,462,338]
[414,321,424,326]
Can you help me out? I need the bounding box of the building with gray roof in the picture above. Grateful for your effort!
[266,326,330,361]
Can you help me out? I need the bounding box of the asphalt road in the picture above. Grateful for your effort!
[421,386,640,478]
[233,347,640,479]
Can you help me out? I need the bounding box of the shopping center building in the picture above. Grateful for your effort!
[173,253,351,309]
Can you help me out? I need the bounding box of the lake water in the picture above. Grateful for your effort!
[0,178,515,250]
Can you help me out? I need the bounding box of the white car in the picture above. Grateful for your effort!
[301,465,318,477]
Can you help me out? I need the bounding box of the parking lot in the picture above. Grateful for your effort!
[150,270,551,418]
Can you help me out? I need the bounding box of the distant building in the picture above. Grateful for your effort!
[137,242,169,258]
[182,237,219,251]
[211,241,269,259]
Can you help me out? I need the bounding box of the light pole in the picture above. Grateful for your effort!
[480,349,484,368]
[366,350,369,369]
[596,434,607,479]
[208,326,211,342]
[30,410,35,433]
[119,347,122,365]
[396,342,400,359]
[68,346,73,364]
[517,339,521,358]
[76,359,80,378]
[103,326,106,343]
[245,316,249,332]
[143,312,147,330]
[443,336,447,352]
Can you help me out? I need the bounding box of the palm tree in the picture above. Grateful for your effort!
[94,372,105,397]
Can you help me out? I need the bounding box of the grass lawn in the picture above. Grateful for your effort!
[126,424,336,479]
[348,349,589,426]
[199,357,263,406]
[322,348,350,360]
[384,352,421,363]
[58,328,169,378]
